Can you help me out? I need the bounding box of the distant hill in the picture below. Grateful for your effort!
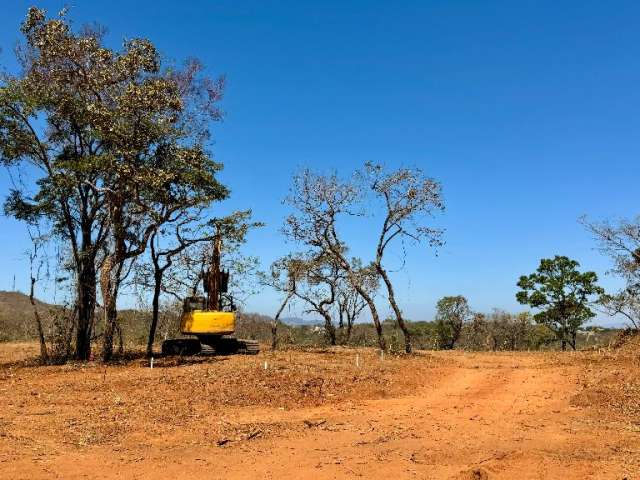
[281,316,321,326]
[0,290,54,341]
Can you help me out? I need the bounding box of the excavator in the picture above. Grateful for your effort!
[161,237,260,356]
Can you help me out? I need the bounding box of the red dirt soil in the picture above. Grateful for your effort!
[0,342,638,479]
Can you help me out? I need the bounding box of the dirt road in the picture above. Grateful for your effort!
[0,345,638,479]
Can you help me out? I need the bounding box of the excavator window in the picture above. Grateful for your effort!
[183,296,206,313]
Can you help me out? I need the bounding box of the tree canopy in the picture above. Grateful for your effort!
[1,7,229,360]
[516,256,604,350]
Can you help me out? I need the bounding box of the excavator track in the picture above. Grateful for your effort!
[161,338,202,356]
[162,337,260,356]
[238,339,260,355]
[196,335,261,356]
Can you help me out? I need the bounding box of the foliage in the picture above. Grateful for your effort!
[516,256,604,350]
[434,295,472,349]
[0,7,230,361]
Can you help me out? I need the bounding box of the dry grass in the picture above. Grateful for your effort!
[0,345,444,450]
[571,333,640,427]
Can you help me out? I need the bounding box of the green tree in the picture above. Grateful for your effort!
[516,256,604,351]
[435,295,472,350]
[1,7,228,361]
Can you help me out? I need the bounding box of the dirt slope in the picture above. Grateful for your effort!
[0,345,638,479]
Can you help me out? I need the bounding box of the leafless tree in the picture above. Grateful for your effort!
[363,162,444,353]
[27,228,49,363]
[293,253,343,345]
[336,262,378,343]
[283,170,388,350]
[283,164,444,352]
[582,216,640,330]
[260,255,308,350]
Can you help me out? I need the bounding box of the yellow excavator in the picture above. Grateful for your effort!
[161,237,259,356]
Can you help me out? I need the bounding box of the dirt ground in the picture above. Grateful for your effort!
[0,341,638,480]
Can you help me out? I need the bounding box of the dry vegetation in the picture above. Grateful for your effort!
[571,334,640,425]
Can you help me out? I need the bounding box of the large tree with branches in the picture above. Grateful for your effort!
[363,162,443,353]
[516,256,604,350]
[1,7,229,360]
[284,169,388,350]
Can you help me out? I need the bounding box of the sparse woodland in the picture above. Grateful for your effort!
[0,7,637,364]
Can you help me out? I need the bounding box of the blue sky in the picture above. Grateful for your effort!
[1,1,639,325]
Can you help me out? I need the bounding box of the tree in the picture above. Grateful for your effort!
[484,310,531,351]
[364,162,443,353]
[139,210,259,357]
[599,289,640,331]
[0,7,229,361]
[27,228,49,363]
[1,9,110,360]
[136,210,261,356]
[516,256,604,351]
[292,253,342,345]
[283,165,444,353]
[582,216,640,330]
[434,295,472,349]
[336,263,378,343]
[283,169,387,350]
[260,255,306,350]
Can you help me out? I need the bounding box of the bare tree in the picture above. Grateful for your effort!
[363,163,444,353]
[27,229,49,363]
[583,216,640,330]
[336,262,378,343]
[260,255,309,350]
[292,253,343,345]
[283,170,387,350]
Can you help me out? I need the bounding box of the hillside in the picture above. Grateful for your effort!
[0,291,54,341]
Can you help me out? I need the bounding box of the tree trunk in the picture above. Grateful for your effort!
[29,277,49,363]
[356,285,385,351]
[330,246,385,350]
[377,265,412,353]
[102,296,118,362]
[146,273,162,358]
[323,313,336,345]
[272,292,293,351]
[271,321,278,351]
[75,256,96,361]
[346,313,353,343]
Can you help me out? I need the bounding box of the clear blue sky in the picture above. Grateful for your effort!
[1,1,639,325]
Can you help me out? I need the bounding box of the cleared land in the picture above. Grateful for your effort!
[0,341,639,479]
